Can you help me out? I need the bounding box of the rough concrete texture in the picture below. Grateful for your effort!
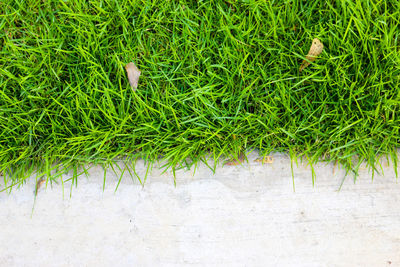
[1,153,399,266]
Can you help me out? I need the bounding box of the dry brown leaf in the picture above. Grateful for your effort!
[299,38,324,72]
[254,156,274,164]
[225,159,243,166]
[125,62,141,90]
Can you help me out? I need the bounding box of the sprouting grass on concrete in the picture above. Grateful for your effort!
[1,0,400,187]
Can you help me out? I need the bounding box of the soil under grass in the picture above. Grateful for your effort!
[1,0,400,187]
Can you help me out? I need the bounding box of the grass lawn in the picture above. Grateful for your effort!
[1,0,400,187]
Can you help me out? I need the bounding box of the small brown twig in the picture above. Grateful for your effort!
[34,177,45,196]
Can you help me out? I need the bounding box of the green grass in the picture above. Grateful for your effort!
[1,0,400,188]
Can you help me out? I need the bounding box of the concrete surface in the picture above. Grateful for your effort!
[1,153,399,267]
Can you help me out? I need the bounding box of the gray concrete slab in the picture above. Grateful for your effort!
[1,153,399,266]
